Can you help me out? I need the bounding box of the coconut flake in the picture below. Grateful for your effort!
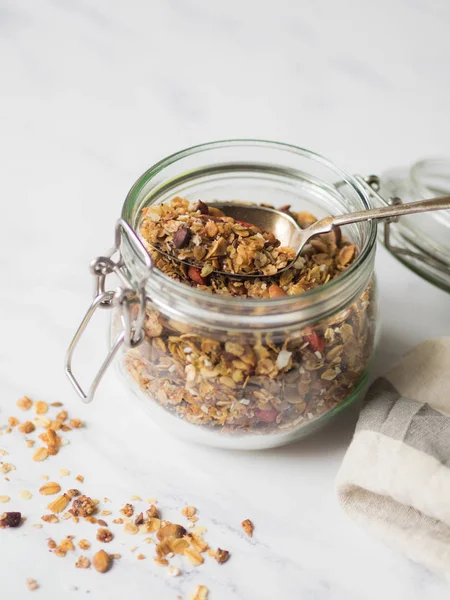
[276,350,292,370]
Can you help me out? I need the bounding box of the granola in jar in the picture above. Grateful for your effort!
[119,197,377,438]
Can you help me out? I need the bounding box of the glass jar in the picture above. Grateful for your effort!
[68,140,379,450]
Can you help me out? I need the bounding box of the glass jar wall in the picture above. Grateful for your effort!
[112,141,379,449]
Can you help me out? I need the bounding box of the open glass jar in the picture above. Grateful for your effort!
[67,141,379,450]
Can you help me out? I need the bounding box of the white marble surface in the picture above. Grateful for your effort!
[1,0,450,598]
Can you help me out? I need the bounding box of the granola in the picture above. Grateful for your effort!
[121,197,377,438]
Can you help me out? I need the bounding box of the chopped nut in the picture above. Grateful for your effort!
[47,539,57,549]
[39,482,61,496]
[134,512,144,525]
[41,514,59,523]
[157,523,186,541]
[47,494,70,514]
[8,417,19,427]
[241,519,254,537]
[17,397,33,411]
[67,489,81,499]
[18,421,35,434]
[181,506,196,518]
[75,474,84,483]
[59,538,75,552]
[26,579,39,591]
[70,495,96,517]
[146,504,159,519]
[56,410,68,422]
[189,585,209,600]
[97,519,108,527]
[215,548,230,564]
[93,550,111,573]
[32,447,49,462]
[112,518,124,524]
[120,503,134,517]
[97,528,113,543]
[78,539,91,550]
[35,401,48,415]
[75,556,91,569]
[69,419,82,428]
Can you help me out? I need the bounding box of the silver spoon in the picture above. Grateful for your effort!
[152,196,450,278]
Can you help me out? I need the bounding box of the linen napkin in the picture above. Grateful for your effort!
[336,338,450,580]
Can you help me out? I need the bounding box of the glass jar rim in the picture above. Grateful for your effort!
[121,139,377,326]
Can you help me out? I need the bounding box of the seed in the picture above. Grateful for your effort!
[93,550,112,573]
[39,482,61,496]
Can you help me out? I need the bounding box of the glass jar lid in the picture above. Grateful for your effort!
[378,158,450,292]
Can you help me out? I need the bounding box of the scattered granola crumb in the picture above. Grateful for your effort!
[69,419,82,428]
[75,474,84,483]
[181,506,196,518]
[241,519,254,537]
[26,578,39,591]
[0,511,22,527]
[0,495,10,503]
[97,528,113,543]
[215,548,230,564]
[112,517,124,525]
[19,490,32,500]
[147,498,157,504]
[124,522,139,535]
[17,397,33,411]
[69,495,96,517]
[129,546,137,553]
[47,539,57,550]
[75,556,91,569]
[147,504,159,519]
[47,494,70,514]
[59,469,70,477]
[35,401,48,415]
[39,482,61,496]
[167,565,181,577]
[93,550,111,573]
[137,554,145,560]
[32,447,49,462]
[41,514,58,524]
[18,421,35,434]
[189,585,208,600]
[130,495,142,501]
[32,523,43,529]
[120,503,134,517]
[8,416,19,427]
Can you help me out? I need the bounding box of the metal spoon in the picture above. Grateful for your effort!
[152,196,450,278]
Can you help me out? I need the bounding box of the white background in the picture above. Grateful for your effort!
[0,0,449,598]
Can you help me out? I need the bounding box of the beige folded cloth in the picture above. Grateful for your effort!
[336,338,450,580]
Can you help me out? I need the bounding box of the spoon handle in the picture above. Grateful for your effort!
[331,196,450,228]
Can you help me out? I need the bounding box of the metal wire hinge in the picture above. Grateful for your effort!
[65,219,153,403]
[358,175,450,276]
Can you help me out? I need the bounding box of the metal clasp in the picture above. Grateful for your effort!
[65,219,153,403]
